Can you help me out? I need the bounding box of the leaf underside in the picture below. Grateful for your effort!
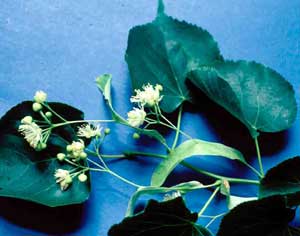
[188,60,297,137]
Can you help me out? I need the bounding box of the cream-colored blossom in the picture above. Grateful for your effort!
[163,191,181,201]
[18,122,42,149]
[127,108,146,127]
[67,139,86,160]
[54,169,72,191]
[34,90,47,103]
[77,124,102,138]
[130,83,163,107]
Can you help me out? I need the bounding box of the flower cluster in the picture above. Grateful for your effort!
[54,169,72,191]
[77,123,102,138]
[18,116,47,150]
[130,84,163,107]
[32,90,47,112]
[127,83,163,127]
[66,139,87,160]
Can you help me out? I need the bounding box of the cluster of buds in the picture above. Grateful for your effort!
[18,115,47,151]
[127,83,163,128]
[32,90,47,112]
[66,139,87,161]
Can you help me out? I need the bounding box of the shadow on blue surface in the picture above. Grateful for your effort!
[0,197,85,234]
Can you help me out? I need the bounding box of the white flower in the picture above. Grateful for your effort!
[77,124,102,138]
[127,108,146,127]
[34,90,47,103]
[130,83,163,107]
[18,122,43,149]
[21,116,33,124]
[66,139,86,160]
[163,191,181,201]
[54,169,72,191]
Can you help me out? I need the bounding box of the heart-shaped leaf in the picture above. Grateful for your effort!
[125,1,222,113]
[96,74,167,146]
[151,139,245,187]
[0,101,90,207]
[189,60,297,137]
[109,197,212,236]
[259,156,300,206]
[217,196,299,236]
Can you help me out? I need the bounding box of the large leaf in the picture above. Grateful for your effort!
[109,197,212,236]
[259,156,300,206]
[0,101,90,207]
[151,139,245,187]
[217,196,299,236]
[189,60,297,137]
[96,74,167,146]
[125,0,222,113]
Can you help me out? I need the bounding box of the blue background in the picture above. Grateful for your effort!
[0,0,299,235]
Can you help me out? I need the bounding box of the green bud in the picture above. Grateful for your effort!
[35,142,46,151]
[32,102,42,112]
[45,111,52,118]
[78,173,88,182]
[21,116,33,124]
[80,152,87,159]
[133,132,140,139]
[104,128,111,135]
[41,143,47,149]
[64,175,72,184]
[57,153,66,161]
[66,145,73,152]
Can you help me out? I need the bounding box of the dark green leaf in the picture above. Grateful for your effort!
[125,3,222,113]
[96,74,167,146]
[189,60,297,137]
[151,139,245,187]
[217,196,299,236]
[0,102,90,207]
[109,197,212,236]
[259,156,300,206]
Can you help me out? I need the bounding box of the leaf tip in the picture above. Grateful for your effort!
[157,0,165,15]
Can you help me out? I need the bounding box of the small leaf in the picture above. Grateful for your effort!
[227,195,257,210]
[189,60,297,137]
[96,74,167,146]
[259,156,300,206]
[217,196,298,236]
[0,102,90,207]
[151,139,245,187]
[109,197,212,236]
[125,5,222,113]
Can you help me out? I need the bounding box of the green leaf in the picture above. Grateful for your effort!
[227,195,257,210]
[126,180,204,216]
[151,139,245,187]
[189,60,297,137]
[96,74,167,146]
[125,4,222,113]
[217,196,299,236]
[109,197,212,236]
[0,101,90,207]
[259,156,300,206]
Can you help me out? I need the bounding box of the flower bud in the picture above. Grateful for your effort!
[104,128,111,135]
[64,175,73,184]
[66,145,73,152]
[57,153,66,161]
[80,152,87,159]
[21,116,33,124]
[34,90,47,103]
[133,132,140,139]
[45,111,52,118]
[32,102,42,112]
[78,173,88,182]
